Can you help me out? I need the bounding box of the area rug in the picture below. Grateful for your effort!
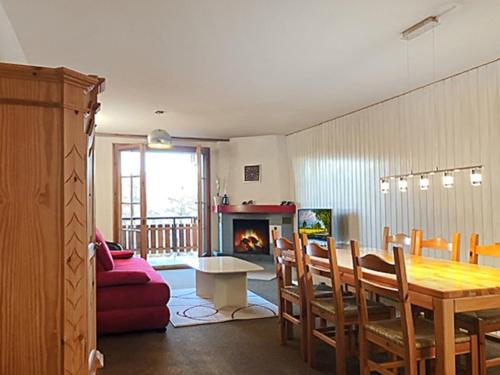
[247,271,276,281]
[168,288,278,327]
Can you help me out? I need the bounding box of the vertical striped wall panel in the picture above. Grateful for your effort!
[287,59,500,266]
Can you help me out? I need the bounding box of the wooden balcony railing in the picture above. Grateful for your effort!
[121,216,198,255]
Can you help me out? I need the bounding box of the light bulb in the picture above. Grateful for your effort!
[470,168,482,186]
[380,179,390,194]
[419,175,430,191]
[443,172,454,188]
[398,177,408,192]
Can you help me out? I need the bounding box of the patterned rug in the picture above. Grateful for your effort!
[169,288,278,327]
[247,271,276,281]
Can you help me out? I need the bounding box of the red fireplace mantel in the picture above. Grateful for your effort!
[212,204,296,214]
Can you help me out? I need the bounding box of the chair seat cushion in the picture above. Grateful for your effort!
[281,285,332,299]
[311,296,390,319]
[366,317,470,349]
[457,309,500,325]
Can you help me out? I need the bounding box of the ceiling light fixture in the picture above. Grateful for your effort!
[380,165,483,193]
[148,129,172,149]
[401,16,439,40]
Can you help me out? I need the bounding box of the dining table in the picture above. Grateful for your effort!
[282,246,500,375]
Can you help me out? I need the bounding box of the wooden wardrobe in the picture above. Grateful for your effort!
[0,62,105,375]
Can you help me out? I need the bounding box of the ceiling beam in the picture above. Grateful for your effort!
[95,131,229,143]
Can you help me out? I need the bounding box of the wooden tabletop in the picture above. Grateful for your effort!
[284,247,500,299]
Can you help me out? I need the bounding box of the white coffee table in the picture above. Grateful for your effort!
[185,256,264,308]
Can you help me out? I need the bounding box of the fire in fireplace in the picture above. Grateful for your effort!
[233,219,270,255]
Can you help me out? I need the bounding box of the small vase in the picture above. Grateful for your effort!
[213,195,222,206]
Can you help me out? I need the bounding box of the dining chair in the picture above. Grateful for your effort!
[456,233,500,375]
[303,237,393,373]
[414,231,461,261]
[382,226,422,255]
[271,229,307,359]
[351,240,478,375]
[271,230,332,361]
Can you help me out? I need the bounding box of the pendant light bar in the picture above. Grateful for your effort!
[380,165,483,193]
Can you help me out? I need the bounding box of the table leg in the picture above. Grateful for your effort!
[195,270,214,298]
[213,272,248,308]
[434,298,455,374]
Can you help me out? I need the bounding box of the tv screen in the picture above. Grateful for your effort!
[297,209,332,239]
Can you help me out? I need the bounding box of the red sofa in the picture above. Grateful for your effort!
[95,229,170,334]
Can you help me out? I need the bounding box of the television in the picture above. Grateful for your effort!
[297,208,332,239]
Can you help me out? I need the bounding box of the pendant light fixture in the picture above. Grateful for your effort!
[443,172,454,188]
[419,175,430,190]
[147,129,172,149]
[398,177,408,192]
[470,168,482,186]
[380,179,390,194]
[380,165,483,194]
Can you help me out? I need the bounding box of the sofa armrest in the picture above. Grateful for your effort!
[110,250,134,259]
[97,270,151,287]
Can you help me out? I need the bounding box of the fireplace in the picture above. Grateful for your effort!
[233,219,270,255]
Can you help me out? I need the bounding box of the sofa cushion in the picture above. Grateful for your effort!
[111,250,134,260]
[97,257,170,311]
[97,270,150,287]
[96,228,114,271]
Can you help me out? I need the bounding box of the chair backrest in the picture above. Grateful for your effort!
[303,236,345,324]
[415,232,461,261]
[382,226,421,255]
[292,233,307,305]
[351,240,416,371]
[469,233,500,264]
[272,230,295,290]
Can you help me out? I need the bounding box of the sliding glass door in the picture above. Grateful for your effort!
[113,144,210,266]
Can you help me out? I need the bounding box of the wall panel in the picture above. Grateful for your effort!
[287,59,500,266]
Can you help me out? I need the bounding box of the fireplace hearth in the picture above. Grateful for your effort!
[233,219,270,255]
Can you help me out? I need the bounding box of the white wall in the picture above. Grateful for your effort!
[287,58,500,266]
[215,135,290,205]
[0,1,26,63]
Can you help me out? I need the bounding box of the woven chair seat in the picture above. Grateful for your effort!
[366,317,470,349]
[281,285,332,299]
[457,309,500,325]
[311,296,391,319]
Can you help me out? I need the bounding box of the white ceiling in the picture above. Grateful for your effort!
[1,0,500,138]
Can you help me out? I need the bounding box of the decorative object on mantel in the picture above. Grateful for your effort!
[243,164,261,182]
[380,165,483,194]
[221,193,230,205]
[280,201,295,205]
[242,200,255,205]
[213,177,226,206]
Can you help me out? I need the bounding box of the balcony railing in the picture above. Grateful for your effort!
[121,216,198,255]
